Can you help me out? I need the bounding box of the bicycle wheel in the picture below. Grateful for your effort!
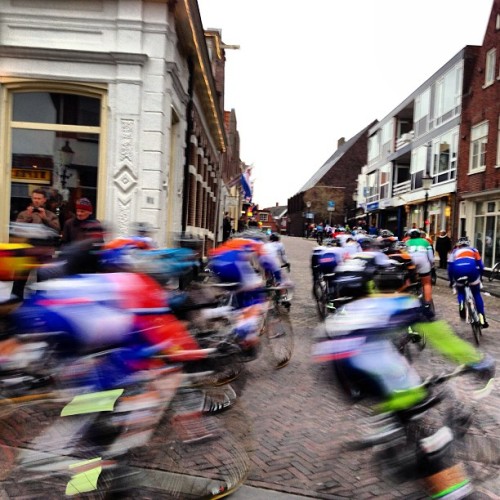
[265,307,294,368]
[488,261,500,281]
[467,301,481,346]
[313,279,328,319]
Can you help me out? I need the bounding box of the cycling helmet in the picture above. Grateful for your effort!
[269,233,280,242]
[408,229,421,239]
[358,237,375,251]
[457,237,471,247]
[379,229,393,238]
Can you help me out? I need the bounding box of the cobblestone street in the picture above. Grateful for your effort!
[229,235,500,499]
[0,236,499,499]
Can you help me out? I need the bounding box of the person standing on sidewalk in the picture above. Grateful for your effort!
[435,230,452,269]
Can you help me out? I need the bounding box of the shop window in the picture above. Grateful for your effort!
[8,90,102,226]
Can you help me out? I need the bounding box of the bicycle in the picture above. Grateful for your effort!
[455,276,483,346]
[488,260,500,281]
[262,268,295,367]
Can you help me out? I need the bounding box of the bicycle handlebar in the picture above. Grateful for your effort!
[421,359,495,400]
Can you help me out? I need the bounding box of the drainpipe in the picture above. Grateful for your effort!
[214,155,224,244]
[181,57,195,234]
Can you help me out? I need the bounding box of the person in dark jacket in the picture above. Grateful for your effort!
[61,198,103,245]
[435,229,452,269]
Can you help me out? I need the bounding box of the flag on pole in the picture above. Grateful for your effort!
[241,167,252,202]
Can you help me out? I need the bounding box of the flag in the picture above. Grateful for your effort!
[241,167,252,202]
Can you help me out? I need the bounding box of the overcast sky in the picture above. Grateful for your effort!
[197,0,493,209]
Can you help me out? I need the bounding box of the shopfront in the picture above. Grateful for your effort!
[473,199,500,269]
[2,84,105,237]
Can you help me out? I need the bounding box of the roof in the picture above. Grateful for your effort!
[296,121,376,193]
[261,205,288,218]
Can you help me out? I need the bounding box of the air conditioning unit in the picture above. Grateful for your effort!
[401,133,412,142]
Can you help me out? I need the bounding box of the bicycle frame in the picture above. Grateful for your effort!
[456,278,482,346]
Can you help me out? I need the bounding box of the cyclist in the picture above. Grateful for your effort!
[448,237,488,328]
[259,233,291,285]
[404,229,435,317]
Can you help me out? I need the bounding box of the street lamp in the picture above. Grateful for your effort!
[58,140,75,198]
[304,200,312,237]
[352,191,358,227]
[422,172,433,234]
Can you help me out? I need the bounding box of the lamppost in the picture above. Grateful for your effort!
[422,172,433,234]
[352,191,358,227]
[305,200,312,237]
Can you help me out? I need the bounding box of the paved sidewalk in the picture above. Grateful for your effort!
[434,267,500,297]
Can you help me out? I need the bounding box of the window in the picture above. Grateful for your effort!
[432,130,458,183]
[259,213,268,222]
[497,115,500,167]
[469,121,489,172]
[485,48,496,87]
[410,146,427,190]
[414,88,430,137]
[379,164,390,199]
[433,62,463,127]
[365,172,378,203]
[367,132,380,163]
[380,121,393,156]
[8,88,103,225]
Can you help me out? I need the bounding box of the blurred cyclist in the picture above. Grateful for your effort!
[405,229,435,317]
[448,237,488,328]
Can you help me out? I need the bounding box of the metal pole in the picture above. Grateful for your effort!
[424,191,429,234]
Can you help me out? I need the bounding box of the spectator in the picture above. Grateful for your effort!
[435,230,452,269]
[16,188,60,232]
[61,198,103,245]
[223,212,232,242]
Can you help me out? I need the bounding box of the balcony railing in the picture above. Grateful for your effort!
[392,180,411,196]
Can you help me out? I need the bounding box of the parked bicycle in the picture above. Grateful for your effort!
[487,260,500,281]
[455,276,483,346]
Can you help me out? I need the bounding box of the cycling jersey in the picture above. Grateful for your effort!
[405,237,434,275]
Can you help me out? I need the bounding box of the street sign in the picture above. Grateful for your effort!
[327,200,335,212]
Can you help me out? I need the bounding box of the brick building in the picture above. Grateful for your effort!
[287,122,376,237]
[458,0,500,268]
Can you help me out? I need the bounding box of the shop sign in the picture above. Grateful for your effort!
[12,168,52,184]
[366,202,379,211]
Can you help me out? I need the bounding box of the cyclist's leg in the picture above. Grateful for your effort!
[454,281,466,319]
[469,282,488,327]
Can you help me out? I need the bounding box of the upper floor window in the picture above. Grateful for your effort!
[380,121,393,156]
[485,48,497,87]
[414,88,430,137]
[367,133,380,163]
[379,164,391,200]
[433,62,463,127]
[259,213,268,222]
[432,130,457,184]
[470,121,489,172]
[365,171,378,203]
[497,115,500,167]
[410,146,427,190]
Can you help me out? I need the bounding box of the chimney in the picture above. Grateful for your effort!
[338,137,345,148]
[276,202,279,207]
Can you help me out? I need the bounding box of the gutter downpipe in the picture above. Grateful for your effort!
[181,57,195,234]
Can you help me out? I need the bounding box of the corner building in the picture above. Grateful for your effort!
[0,0,227,251]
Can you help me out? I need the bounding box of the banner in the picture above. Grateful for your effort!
[241,167,252,202]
